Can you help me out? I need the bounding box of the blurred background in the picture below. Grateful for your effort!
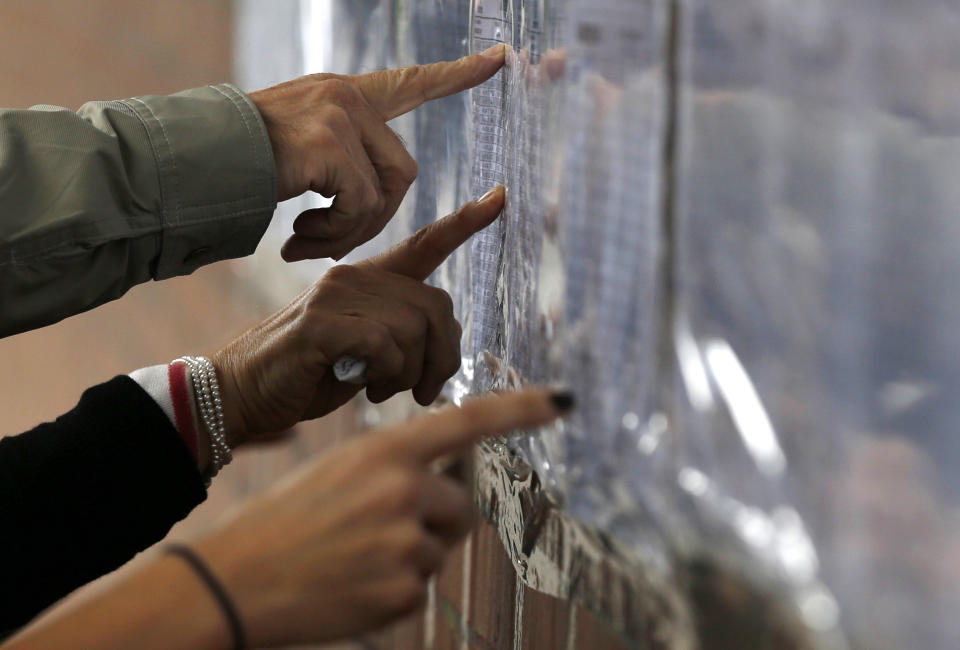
[0,5,359,648]
[0,0,242,436]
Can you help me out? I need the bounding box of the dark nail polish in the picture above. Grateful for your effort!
[550,391,575,412]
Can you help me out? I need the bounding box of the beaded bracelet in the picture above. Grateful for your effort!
[174,356,232,480]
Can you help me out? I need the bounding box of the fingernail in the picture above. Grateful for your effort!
[550,391,575,413]
[478,186,503,203]
[481,43,505,59]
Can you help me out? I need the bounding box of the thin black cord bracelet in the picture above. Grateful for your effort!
[166,543,247,650]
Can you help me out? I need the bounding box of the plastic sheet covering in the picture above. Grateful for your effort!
[673,1,960,647]
[236,1,960,647]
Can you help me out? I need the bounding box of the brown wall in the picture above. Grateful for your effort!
[366,522,634,650]
[0,0,232,109]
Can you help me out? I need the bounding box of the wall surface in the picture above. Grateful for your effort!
[365,516,637,650]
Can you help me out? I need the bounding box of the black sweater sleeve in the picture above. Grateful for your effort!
[0,375,207,635]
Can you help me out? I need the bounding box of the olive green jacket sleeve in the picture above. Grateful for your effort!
[0,83,277,338]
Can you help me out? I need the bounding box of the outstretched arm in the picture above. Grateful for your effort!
[0,47,505,338]
[4,389,570,650]
[0,376,207,636]
[0,193,503,634]
[0,85,277,338]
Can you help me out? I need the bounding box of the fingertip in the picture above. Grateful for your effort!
[290,214,311,236]
[413,382,445,407]
[472,386,573,428]
[465,186,505,227]
[282,234,345,261]
[480,43,506,62]
[366,385,394,404]
[295,207,357,240]
[526,386,574,417]
[280,240,301,263]
[477,184,506,206]
[469,45,506,83]
[549,391,575,413]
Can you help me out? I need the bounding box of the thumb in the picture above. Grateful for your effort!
[361,186,505,281]
[354,46,506,121]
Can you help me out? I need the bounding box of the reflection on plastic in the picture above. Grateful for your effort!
[235,0,960,647]
[703,339,786,478]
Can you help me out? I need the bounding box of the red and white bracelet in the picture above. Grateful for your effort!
[174,356,232,482]
[129,357,233,486]
[167,360,200,462]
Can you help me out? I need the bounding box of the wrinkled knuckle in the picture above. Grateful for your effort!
[366,69,389,88]
[410,307,430,336]
[322,104,354,133]
[312,123,340,150]
[406,224,431,252]
[305,280,334,307]
[303,281,323,304]
[299,308,326,337]
[361,325,392,355]
[407,224,433,249]
[362,184,386,214]
[401,64,428,98]
[392,307,425,343]
[408,223,445,261]
[317,77,354,103]
[323,263,356,285]
[405,64,428,79]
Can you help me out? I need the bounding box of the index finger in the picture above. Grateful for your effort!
[379,388,572,463]
[360,186,505,281]
[355,45,506,121]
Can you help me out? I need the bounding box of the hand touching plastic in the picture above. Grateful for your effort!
[6,389,571,650]
[196,388,570,647]
[249,46,505,261]
[212,187,506,447]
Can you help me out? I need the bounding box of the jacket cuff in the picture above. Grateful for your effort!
[129,364,178,430]
[119,84,277,280]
